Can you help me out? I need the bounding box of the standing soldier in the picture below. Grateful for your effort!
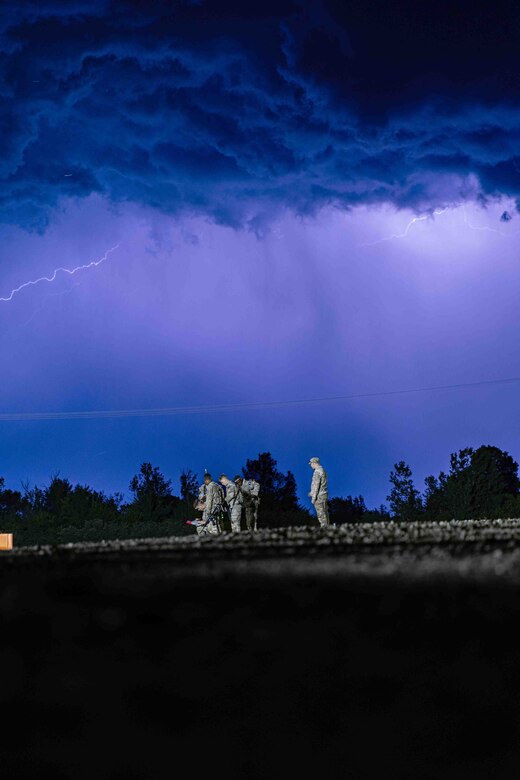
[308,457,330,527]
[197,473,225,536]
[240,476,261,531]
[219,474,243,533]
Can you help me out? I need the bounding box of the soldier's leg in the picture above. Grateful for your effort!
[323,501,331,527]
[315,500,330,528]
[245,505,255,532]
[231,505,242,533]
[253,500,259,531]
[219,509,230,534]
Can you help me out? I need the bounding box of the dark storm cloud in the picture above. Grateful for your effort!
[2,0,520,230]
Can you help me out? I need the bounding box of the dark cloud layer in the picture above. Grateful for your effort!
[2,0,520,231]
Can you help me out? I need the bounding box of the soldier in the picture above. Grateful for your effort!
[246,477,261,530]
[219,474,243,533]
[239,476,261,531]
[197,473,225,536]
[308,456,330,527]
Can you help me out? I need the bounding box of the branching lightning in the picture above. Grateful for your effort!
[0,243,120,303]
[360,203,520,248]
[462,204,505,236]
[360,209,448,247]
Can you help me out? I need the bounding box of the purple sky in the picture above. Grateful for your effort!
[1,195,519,507]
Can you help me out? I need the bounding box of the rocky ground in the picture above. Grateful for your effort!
[2,519,520,778]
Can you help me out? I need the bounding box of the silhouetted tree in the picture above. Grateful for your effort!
[364,504,392,522]
[180,469,199,517]
[180,469,198,500]
[329,495,367,525]
[58,485,121,528]
[387,461,423,521]
[468,445,520,517]
[127,462,180,522]
[422,474,447,520]
[0,477,24,516]
[423,445,520,520]
[276,470,300,511]
[45,475,74,515]
[130,463,172,503]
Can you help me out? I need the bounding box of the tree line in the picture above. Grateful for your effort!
[1,445,519,545]
[387,445,520,522]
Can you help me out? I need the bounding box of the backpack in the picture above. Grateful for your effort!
[241,487,256,509]
[240,480,257,509]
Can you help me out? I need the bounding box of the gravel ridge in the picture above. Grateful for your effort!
[2,518,520,583]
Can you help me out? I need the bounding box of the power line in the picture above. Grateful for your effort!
[0,376,519,422]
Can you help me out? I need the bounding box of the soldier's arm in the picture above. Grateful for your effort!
[206,486,214,514]
[311,471,320,502]
[225,484,234,505]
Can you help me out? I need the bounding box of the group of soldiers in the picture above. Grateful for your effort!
[188,456,329,535]
[189,473,261,536]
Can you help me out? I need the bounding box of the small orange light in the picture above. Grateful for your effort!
[0,534,13,550]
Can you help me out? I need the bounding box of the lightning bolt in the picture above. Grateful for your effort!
[360,202,520,248]
[462,204,505,236]
[360,209,448,247]
[0,243,120,303]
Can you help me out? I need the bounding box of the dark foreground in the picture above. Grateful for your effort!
[1,520,520,779]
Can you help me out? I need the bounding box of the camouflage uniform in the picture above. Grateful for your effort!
[224,481,243,533]
[242,479,260,531]
[310,464,330,527]
[197,481,225,536]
